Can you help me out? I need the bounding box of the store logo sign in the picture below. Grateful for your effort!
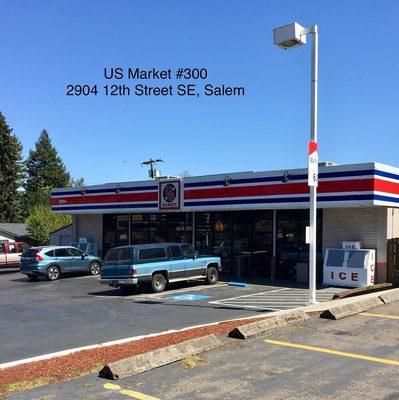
[159,180,181,210]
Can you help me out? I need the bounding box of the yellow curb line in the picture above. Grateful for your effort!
[359,312,399,320]
[264,339,399,366]
[104,383,161,400]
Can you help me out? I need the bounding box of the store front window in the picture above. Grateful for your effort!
[103,214,129,255]
[195,211,273,278]
[276,209,322,281]
[129,213,192,245]
[131,214,148,244]
[195,213,213,255]
[102,209,321,281]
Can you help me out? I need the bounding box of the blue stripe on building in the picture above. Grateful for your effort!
[183,169,376,188]
[51,203,158,211]
[183,194,374,207]
[52,185,158,197]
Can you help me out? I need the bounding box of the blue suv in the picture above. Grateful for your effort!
[19,246,102,281]
[100,243,221,293]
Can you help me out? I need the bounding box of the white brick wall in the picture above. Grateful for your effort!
[323,208,379,251]
[322,207,388,282]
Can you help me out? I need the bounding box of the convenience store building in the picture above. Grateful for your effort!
[51,162,399,284]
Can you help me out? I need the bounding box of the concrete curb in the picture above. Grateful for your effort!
[98,334,222,380]
[320,297,383,320]
[332,283,392,299]
[228,310,309,339]
[379,288,399,304]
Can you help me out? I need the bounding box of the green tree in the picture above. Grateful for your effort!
[0,112,24,222]
[70,177,85,187]
[24,129,71,211]
[25,204,71,244]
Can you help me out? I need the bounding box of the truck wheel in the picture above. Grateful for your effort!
[151,274,166,293]
[206,267,218,285]
[46,266,60,281]
[89,262,101,275]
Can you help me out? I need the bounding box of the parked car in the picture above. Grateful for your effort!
[0,242,30,268]
[19,246,102,281]
[100,242,222,294]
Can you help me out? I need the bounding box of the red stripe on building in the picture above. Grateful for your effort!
[51,191,158,206]
[374,178,399,195]
[184,179,374,200]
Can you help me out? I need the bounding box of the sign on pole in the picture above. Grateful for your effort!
[308,141,318,187]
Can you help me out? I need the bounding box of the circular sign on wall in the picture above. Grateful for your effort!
[163,183,177,203]
[159,180,181,210]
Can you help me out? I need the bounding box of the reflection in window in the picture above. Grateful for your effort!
[326,250,345,267]
[103,214,129,255]
[276,210,323,281]
[195,213,213,256]
[347,250,367,269]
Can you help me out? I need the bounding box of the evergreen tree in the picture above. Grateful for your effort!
[24,129,71,211]
[0,112,24,222]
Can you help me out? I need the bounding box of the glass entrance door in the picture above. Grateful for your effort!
[251,211,273,278]
[276,210,322,281]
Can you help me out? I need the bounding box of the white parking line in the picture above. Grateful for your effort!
[209,288,334,311]
[208,287,290,304]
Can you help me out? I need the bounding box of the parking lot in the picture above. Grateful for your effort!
[0,270,338,365]
[9,300,399,400]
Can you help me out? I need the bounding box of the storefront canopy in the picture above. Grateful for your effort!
[51,162,399,214]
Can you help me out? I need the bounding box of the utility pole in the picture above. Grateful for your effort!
[141,158,164,179]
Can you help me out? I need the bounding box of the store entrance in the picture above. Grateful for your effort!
[195,211,273,279]
[275,209,322,282]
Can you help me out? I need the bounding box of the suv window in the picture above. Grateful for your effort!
[23,249,39,258]
[68,248,84,257]
[45,250,54,257]
[104,248,121,264]
[139,247,166,261]
[182,245,195,258]
[120,248,134,263]
[54,248,69,257]
[170,245,182,258]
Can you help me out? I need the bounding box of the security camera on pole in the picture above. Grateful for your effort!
[273,22,319,304]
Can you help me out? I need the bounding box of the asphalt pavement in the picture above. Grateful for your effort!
[9,300,399,400]
[0,270,289,364]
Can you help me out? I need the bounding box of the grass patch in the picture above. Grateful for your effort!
[1,376,56,395]
[181,355,207,369]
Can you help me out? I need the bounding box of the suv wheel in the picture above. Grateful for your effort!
[89,262,101,275]
[151,273,166,293]
[46,266,60,281]
[206,267,218,285]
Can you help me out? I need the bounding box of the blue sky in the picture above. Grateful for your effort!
[1,0,399,185]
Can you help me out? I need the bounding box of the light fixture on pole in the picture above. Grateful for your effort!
[273,22,319,304]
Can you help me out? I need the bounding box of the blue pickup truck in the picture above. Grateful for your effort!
[99,242,222,293]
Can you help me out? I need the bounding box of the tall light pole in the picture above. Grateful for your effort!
[273,22,319,304]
